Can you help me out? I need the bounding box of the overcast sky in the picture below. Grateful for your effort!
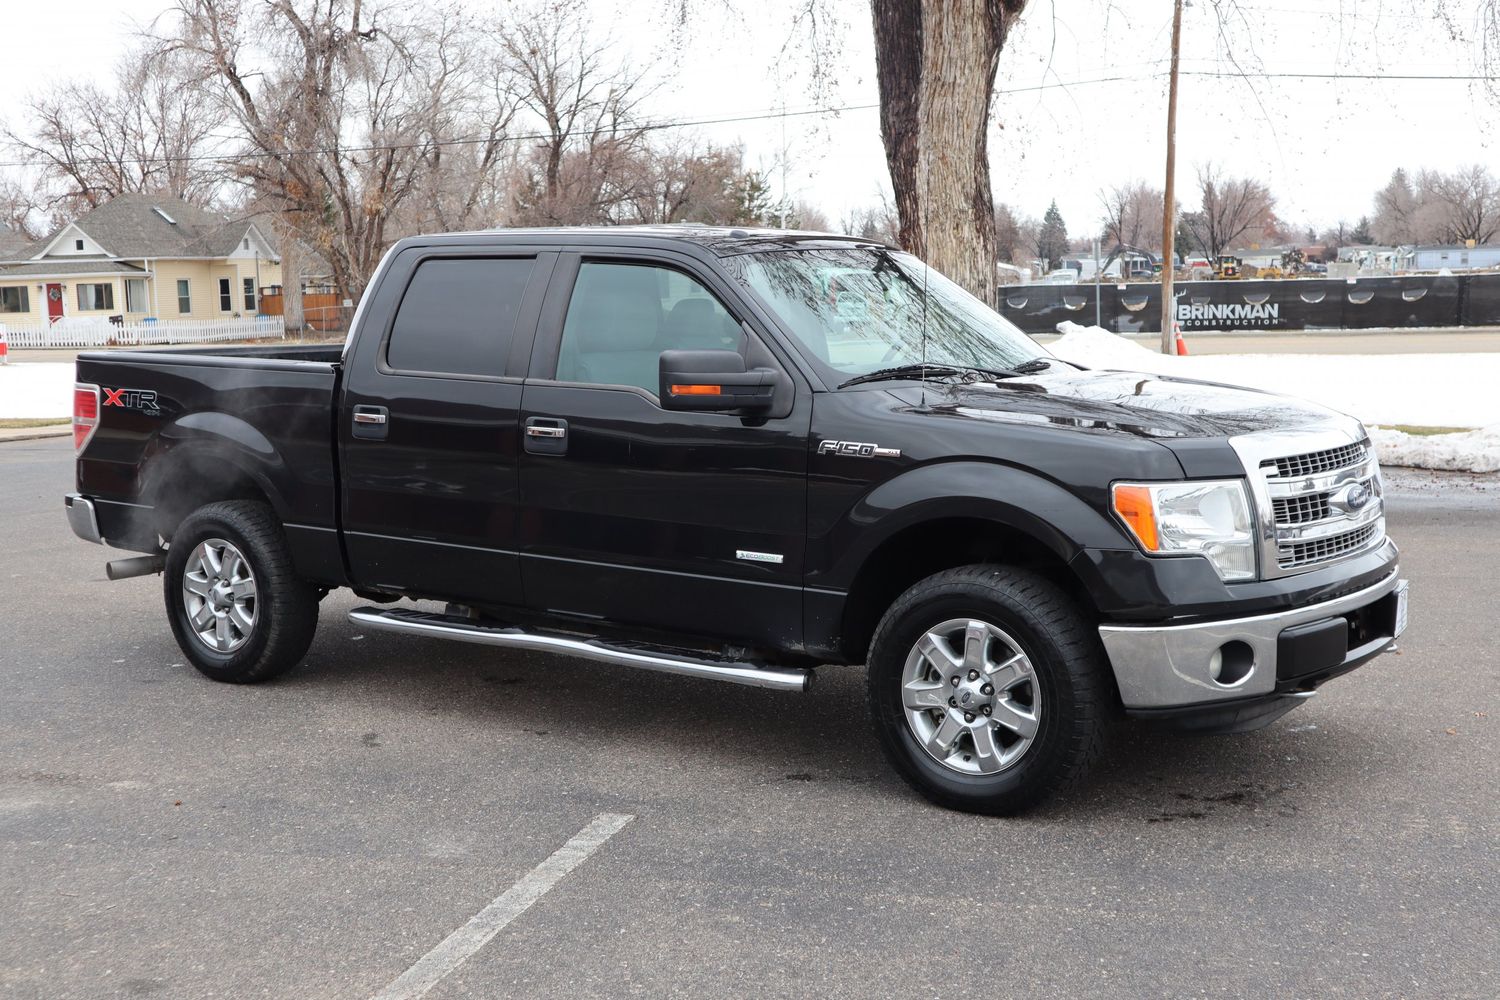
[1,0,1495,237]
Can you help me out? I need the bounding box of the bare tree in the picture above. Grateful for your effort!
[0,178,43,240]
[1180,163,1274,261]
[1099,181,1165,252]
[161,0,508,304]
[1416,165,1500,244]
[402,18,521,234]
[993,201,1023,263]
[499,5,656,225]
[3,49,220,215]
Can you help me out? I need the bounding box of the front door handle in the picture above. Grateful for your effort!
[524,416,568,456]
[352,405,389,440]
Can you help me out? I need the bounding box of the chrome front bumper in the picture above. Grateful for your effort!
[65,493,103,545]
[1099,567,1406,709]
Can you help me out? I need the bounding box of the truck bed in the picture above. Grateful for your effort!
[74,344,345,582]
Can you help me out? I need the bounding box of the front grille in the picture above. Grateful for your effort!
[1272,493,1331,524]
[1278,522,1380,568]
[1263,442,1366,479]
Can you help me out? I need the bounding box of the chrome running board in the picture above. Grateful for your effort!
[348,606,812,692]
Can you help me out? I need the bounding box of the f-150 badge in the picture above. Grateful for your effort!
[817,440,901,458]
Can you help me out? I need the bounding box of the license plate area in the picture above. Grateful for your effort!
[1394,579,1410,638]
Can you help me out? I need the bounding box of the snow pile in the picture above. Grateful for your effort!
[0,362,73,419]
[1367,424,1500,474]
[1049,322,1500,429]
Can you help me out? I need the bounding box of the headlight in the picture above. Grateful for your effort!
[1111,480,1257,581]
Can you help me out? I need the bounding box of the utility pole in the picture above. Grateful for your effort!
[1093,237,1102,327]
[1160,0,1184,354]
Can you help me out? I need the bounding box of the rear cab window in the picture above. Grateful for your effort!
[386,257,535,377]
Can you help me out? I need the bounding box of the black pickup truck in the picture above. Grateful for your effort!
[65,227,1408,814]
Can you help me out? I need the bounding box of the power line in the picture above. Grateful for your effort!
[0,73,1157,171]
[1181,69,1497,80]
[0,67,1489,173]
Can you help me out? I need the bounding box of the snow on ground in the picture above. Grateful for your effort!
[0,362,73,419]
[4,332,1500,471]
[1050,323,1500,473]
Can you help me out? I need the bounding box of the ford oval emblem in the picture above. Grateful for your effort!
[1330,482,1374,516]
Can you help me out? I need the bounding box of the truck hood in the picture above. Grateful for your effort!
[892,367,1357,440]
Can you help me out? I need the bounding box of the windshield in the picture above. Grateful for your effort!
[724,247,1047,383]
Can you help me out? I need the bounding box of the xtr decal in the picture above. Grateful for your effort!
[102,388,161,416]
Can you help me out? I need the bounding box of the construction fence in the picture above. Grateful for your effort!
[998,272,1500,335]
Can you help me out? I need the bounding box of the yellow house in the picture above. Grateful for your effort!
[0,193,285,326]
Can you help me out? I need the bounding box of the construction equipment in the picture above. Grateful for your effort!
[1213,255,1242,279]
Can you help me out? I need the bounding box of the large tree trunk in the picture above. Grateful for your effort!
[873,0,1024,305]
[278,218,305,335]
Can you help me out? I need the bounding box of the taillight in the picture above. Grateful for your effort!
[73,383,100,454]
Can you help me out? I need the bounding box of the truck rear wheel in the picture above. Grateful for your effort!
[866,565,1109,815]
[164,501,319,684]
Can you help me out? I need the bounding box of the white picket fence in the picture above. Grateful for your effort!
[0,316,286,349]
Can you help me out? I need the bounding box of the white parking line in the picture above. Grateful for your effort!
[371,812,635,1000]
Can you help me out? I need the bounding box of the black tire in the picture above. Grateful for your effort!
[163,501,319,684]
[866,564,1109,815]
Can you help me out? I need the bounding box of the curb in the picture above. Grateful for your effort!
[0,426,70,443]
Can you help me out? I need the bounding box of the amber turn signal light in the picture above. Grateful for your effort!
[1112,484,1159,551]
[669,384,722,396]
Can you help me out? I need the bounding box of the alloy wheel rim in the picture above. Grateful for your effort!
[182,538,258,654]
[900,617,1041,776]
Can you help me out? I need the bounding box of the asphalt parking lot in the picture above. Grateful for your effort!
[2,436,1496,999]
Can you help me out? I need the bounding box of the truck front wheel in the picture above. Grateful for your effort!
[866,565,1109,815]
[164,501,319,684]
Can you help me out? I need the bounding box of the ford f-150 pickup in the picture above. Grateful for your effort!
[64,227,1409,814]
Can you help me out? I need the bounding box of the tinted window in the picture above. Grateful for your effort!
[386,257,534,377]
[557,262,743,393]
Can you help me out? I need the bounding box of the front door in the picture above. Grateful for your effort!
[338,247,555,608]
[45,283,63,323]
[518,252,811,648]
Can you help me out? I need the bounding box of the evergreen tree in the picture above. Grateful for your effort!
[1036,200,1069,269]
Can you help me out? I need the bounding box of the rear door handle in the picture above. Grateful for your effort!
[524,416,568,455]
[352,405,389,440]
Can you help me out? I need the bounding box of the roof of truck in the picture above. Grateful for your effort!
[405,225,895,257]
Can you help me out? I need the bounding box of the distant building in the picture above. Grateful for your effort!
[0,193,288,325]
[1395,244,1500,272]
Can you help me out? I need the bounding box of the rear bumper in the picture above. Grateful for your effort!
[65,493,103,545]
[1099,568,1407,714]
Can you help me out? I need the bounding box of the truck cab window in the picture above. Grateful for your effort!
[557,262,744,393]
[386,257,534,377]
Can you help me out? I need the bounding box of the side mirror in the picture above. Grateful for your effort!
[658,349,776,413]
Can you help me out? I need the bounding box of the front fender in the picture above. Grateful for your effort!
[807,459,1133,592]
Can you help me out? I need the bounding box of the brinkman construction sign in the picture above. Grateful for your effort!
[997,273,1500,334]
[1176,298,1281,329]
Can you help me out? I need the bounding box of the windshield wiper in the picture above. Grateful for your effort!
[836,360,1045,390]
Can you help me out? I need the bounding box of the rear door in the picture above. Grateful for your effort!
[339,246,555,606]
[517,250,812,648]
